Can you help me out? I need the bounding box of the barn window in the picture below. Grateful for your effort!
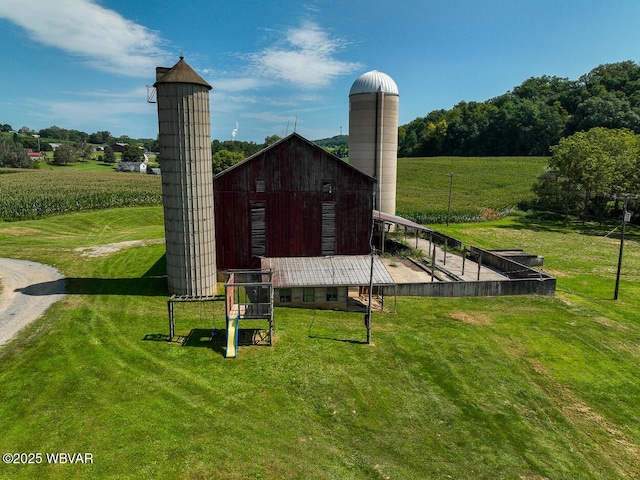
[251,203,266,257]
[326,287,338,302]
[279,288,291,303]
[255,179,266,192]
[322,181,332,194]
[303,288,315,303]
[322,202,336,255]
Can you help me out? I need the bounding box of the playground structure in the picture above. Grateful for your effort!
[223,270,274,358]
[166,270,273,358]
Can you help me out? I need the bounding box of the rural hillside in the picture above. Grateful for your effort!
[398,60,640,157]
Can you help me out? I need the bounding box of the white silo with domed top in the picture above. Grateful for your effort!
[348,70,399,215]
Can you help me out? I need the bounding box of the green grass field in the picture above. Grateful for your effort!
[37,156,117,172]
[0,159,639,479]
[1,156,545,222]
[396,156,547,222]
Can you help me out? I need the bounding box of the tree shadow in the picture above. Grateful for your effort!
[502,212,640,241]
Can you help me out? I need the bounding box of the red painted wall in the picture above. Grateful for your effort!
[214,134,375,269]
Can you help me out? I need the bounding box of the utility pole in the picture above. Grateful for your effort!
[614,195,635,300]
[366,246,374,344]
[446,173,458,226]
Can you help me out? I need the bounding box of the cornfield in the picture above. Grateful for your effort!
[396,156,548,222]
[0,169,162,221]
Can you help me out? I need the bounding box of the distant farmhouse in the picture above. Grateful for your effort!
[26,150,44,160]
[109,142,128,153]
[118,162,147,173]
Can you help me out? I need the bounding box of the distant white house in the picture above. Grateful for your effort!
[118,162,147,173]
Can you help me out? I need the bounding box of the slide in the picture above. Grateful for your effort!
[225,316,239,358]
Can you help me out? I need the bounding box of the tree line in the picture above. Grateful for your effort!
[211,135,281,174]
[399,60,640,157]
[0,124,158,153]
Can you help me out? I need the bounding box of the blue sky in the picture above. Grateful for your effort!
[2,1,640,143]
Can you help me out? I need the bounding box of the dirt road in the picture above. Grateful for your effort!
[0,258,65,346]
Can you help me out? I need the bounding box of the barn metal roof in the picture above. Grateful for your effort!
[349,70,399,96]
[373,210,429,231]
[262,256,395,287]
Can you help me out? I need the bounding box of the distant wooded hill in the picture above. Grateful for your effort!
[315,61,640,157]
[397,60,640,157]
[313,135,348,148]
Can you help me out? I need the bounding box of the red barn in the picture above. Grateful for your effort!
[214,133,375,269]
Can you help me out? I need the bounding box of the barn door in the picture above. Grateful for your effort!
[322,202,336,255]
[251,203,266,257]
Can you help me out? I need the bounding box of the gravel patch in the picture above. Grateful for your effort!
[73,238,164,257]
[0,258,65,346]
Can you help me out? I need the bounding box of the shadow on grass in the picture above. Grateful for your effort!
[17,255,169,297]
[503,211,640,241]
[17,276,168,297]
[308,335,368,345]
[143,328,271,358]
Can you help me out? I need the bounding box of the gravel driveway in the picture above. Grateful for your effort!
[0,258,65,346]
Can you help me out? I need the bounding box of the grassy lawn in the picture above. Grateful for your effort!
[37,157,118,172]
[36,154,158,172]
[0,206,639,479]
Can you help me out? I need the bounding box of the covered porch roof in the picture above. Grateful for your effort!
[262,255,395,288]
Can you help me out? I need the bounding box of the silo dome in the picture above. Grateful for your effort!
[349,70,399,96]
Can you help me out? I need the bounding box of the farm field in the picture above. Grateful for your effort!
[0,159,639,479]
[396,156,547,223]
[1,155,545,222]
[0,169,162,220]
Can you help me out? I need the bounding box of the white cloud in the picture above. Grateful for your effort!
[248,21,362,89]
[0,0,171,77]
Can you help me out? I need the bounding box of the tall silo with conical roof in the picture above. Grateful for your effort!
[155,57,216,296]
[348,70,399,215]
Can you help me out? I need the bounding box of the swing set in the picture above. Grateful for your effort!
[167,270,274,358]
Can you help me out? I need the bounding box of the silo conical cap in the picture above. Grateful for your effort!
[154,56,212,90]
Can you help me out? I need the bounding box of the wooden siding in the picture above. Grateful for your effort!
[250,203,266,257]
[321,202,336,255]
[214,133,375,269]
